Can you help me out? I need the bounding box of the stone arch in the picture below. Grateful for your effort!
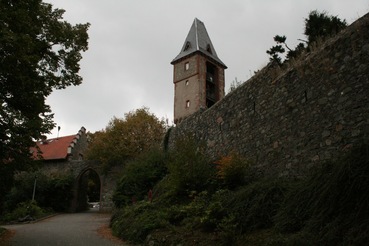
[70,166,102,212]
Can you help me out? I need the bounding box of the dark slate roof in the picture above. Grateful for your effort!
[171,18,227,68]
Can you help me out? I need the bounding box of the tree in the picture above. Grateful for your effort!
[0,0,89,211]
[86,108,167,171]
[266,36,287,65]
[0,0,89,163]
[305,10,347,44]
[266,10,346,65]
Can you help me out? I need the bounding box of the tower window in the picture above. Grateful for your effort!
[184,41,191,51]
[185,62,189,71]
[185,80,189,86]
[206,44,212,54]
[186,100,190,108]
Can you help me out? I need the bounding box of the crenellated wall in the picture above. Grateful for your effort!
[168,13,369,177]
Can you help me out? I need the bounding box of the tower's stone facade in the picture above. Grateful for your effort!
[171,18,227,124]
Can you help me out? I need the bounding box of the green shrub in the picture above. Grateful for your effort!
[113,148,167,207]
[4,171,48,212]
[4,171,74,213]
[165,135,216,197]
[111,201,169,243]
[44,174,74,211]
[1,200,46,222]
[170,190,219,231]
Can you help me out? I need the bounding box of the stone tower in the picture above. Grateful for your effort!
[171,18,227,124]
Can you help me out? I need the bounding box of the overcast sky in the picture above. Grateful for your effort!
[44,0,368,138]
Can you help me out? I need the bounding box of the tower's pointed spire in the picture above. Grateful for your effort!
[171,18,227,68]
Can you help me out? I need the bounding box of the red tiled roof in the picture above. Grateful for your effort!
[32,135,76,161]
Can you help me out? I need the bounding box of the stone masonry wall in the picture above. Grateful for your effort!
[40,160,119,212]
[68,127,88,161]
[168,13,369,177]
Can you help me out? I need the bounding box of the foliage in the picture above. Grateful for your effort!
[266,38,286,65]
[0,0,90,163]
[86,107,167,171]
[274,143,369,245]
[165,135,216,197]
[179,190,231,232]
[304,10,347,44]
[4,171,74,213]
[224,179,288,233]
[170,180,288,236]
[112,148,167,208]
[44,173,74,211]
[1,200,47,222]
[267,35,306,65]
[111,202,169,243]
[0,0,89,213]
[215,152,253,189]
[266,10,346,65]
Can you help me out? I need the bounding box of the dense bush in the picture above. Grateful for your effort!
[113,148,167,207]
[215,152,253,189]
[111,202,169,243]
[170,180,288,235]
[43,174,74,211]
[3,171,74,213]
[165,136,216,197]
[1,200,48,222]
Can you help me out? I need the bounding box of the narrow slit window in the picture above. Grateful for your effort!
[185,62,189,71]
[186,100,190,108]
[185,80,189,86]
[184,41,191,51]
[206,44,212,54]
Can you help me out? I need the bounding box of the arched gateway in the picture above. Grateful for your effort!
[32,127,119,212]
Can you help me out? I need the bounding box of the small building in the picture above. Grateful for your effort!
[32,127,88,162]
[171,18,227,124]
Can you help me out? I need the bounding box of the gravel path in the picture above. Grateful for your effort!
[1,211,126,246]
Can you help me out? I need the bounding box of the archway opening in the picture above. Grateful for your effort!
[75,168,101,212]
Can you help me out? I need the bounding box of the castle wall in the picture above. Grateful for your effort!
[40,160,119,212]
[168,13,369,177]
